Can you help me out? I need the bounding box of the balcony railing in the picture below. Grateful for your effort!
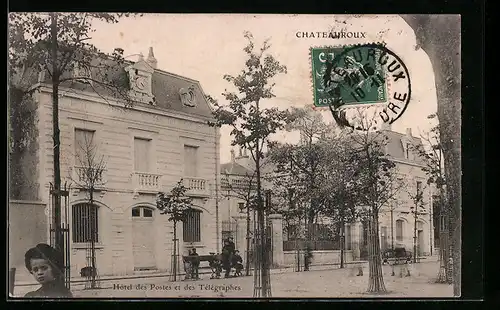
[183,177,210,197]
[72,166,106,189]
[133,172,162,193]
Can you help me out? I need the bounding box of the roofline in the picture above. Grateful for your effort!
[153,69,215,114]
[34,83,216,124]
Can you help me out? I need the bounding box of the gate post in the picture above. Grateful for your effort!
[268,214,284,267]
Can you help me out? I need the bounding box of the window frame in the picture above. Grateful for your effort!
[183,144,199,177]
[182,208,202,243]
[395,219,404,242]
[71,203,100,244]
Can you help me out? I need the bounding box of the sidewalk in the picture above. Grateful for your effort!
[73,260,452,298]
[12,255,440,298]
[13,259,450,298]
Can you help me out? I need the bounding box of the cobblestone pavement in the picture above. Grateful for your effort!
[71,261,453,299]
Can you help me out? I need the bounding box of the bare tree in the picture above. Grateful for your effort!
[70,130,106,289]
[9,13,139,277]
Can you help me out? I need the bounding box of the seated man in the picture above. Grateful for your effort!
[232,250,244,277]
[209,253,223,279]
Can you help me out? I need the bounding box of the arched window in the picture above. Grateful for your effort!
[131,206,154,218]
[72,203,99,243]
[396,219,404,242]
[183,209,202,243]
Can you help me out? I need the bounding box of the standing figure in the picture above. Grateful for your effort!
[23,243,73,298]
[221,238,235,278]
[189,248,200,280]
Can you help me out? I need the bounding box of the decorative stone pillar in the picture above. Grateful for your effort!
[351,221,361,260]
[234,214,248,254]
[268,214,284,267]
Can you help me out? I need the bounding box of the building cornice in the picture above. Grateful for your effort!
[35,83,215,125]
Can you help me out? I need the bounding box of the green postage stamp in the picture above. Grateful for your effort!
[311,46,388,108]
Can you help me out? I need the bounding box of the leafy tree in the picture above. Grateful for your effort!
[268,107,332,270]
[346,112,405,293]
[221,169,257,276]
[9,12,137,269]
[410,114,450,282]
[208,31,291,297]
[318,132,359,268]
[156,179,196,281]
[404,179,428,265]
[400,15,461,295]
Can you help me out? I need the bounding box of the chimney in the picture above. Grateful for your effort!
[138,52,144,62]
[230,149,235,163]
[146,47,158,69]
[380,122,392,131]
[406,128,412,137]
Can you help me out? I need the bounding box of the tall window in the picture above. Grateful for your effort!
[72,203,99,243]
[75,129,95,164]
[381,226,388,250]
[184,145,198,177]
[396,219,404,242]
[183,209,201,242]
[416,181,422,196]
[134,137,151,172]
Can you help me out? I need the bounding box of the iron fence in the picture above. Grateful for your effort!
[283,240,341,251]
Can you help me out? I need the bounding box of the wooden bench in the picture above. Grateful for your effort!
[182,254,222,280]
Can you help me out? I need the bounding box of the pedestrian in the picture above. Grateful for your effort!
[190,248,200,280]
[221,239,234,278]
[23,243,73,298]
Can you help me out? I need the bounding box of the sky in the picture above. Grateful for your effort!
[88,14,439,164]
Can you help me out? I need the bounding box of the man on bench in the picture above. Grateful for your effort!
[232,250,244,277]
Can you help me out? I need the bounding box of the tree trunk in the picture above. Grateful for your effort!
[400,15,461,296]
[340,216,345,269]
[367,211,387,293]
[89,188,97,288]
[253,100,270,297]
[173,221,177,282]
[50,13,64,256]
[245,204,251,276]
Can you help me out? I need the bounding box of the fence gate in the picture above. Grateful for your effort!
[49,183,71,290]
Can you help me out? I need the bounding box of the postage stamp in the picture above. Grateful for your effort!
[311,43,411,125]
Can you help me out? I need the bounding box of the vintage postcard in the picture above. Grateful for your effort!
[8,13,461,299]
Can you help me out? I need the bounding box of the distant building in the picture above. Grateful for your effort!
[9,47,221,278]
[219,125,435,268]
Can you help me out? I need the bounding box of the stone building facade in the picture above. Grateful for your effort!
[9,48,221,277]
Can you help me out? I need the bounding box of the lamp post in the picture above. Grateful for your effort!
[411,181,423,264]
[239,200,252,276]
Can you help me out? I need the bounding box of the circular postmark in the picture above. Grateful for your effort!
[321,43,411,128]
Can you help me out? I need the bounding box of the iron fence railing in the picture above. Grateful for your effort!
[283,240,341,251]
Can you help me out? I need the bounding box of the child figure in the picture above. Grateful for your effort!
[24,243,73,298]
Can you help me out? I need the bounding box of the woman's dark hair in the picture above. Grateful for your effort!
[24,243,64,278]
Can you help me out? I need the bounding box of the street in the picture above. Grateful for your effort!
[71,260,453,298]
